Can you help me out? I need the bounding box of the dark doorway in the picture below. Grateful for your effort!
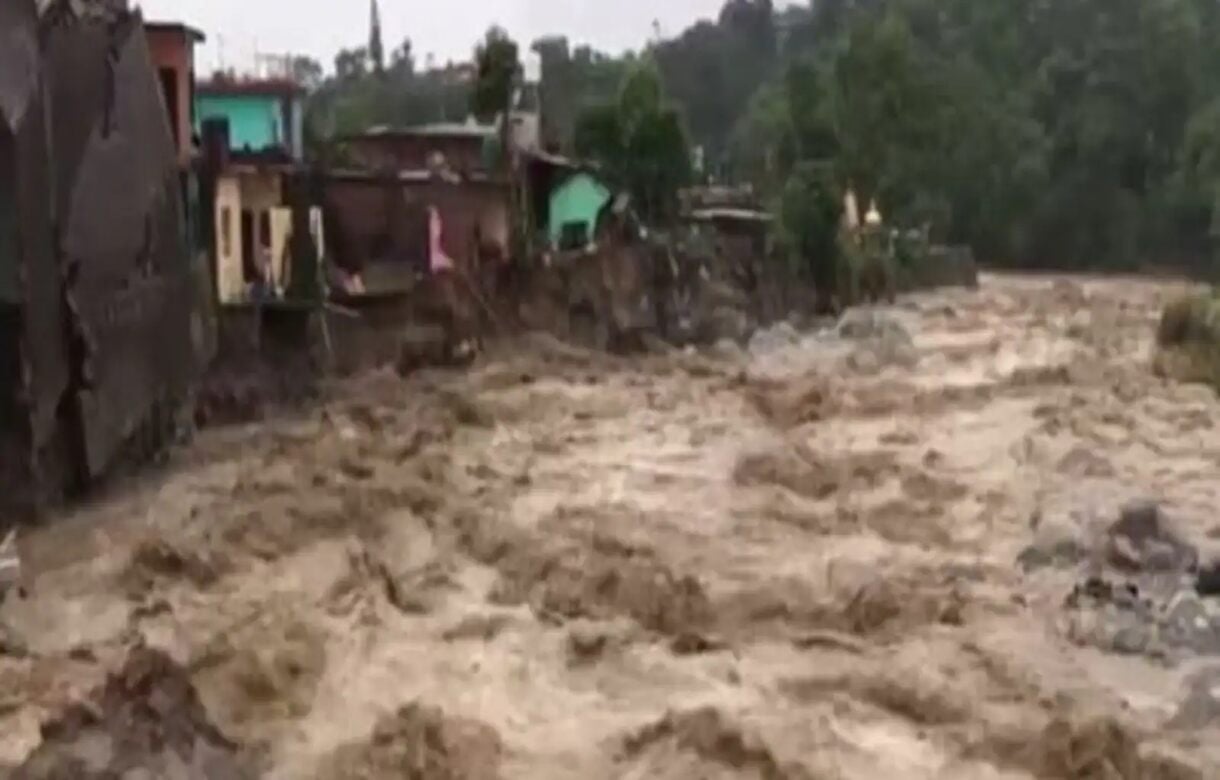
[158,67,179,151]
[0,127,20,429]
[240,209,256,281]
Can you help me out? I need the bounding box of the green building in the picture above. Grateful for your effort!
[549,171,612,250]
[195,79,305,159]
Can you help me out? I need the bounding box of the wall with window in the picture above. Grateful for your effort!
[213,170,289,303]
[144,28,197,169]
[214,175,242,302]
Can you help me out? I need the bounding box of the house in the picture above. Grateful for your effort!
[340,122,498,175]
[340,113,542,176]
[321,169,510,294]
[688,207,771,262]
[144,22,205,170]
[192,73,324,305]
[196,78,306,161]
[548,171,612,250]
[211,162,325,304]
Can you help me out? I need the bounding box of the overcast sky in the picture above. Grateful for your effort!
[138,0,798,76]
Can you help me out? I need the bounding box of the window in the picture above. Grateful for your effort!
[158,67,179,151]
[258,210,272,249]
[219,207,232,257]
[240,209,257,281]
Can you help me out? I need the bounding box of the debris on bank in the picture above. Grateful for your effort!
[1021,499,1220,660]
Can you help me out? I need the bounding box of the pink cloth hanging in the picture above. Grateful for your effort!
[429,206,455,273]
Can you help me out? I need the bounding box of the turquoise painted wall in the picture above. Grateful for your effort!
[196,94,284,153]
[549,172,612,248]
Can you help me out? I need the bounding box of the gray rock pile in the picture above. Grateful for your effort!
[1021,499,1220,659]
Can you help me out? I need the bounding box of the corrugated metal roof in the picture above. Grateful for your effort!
[355,121,497,140]
[688,208,773,223]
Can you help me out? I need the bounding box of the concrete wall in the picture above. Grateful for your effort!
[214,171,283,302]
[270,208,292,293]
[215,170,327,303]
[344,135,488,173]
[144,29,195,169]
[214,175,243,303]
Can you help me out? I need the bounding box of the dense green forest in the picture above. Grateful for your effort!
[299,0,1220,275]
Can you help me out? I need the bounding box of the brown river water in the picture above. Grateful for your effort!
[2,273,1219,779]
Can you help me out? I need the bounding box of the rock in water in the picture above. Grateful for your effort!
[1197,556,1220,598]
[1106,501,1198,573]
[1162,593,1220,655]
[14,646,252,779]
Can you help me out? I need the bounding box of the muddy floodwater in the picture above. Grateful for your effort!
[4,274,1220,778]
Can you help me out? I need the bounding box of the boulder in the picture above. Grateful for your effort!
[1162,593,1220,655]
[1106,501,1198,574]
[1197,560,1220,598]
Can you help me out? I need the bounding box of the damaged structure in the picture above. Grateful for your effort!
[320,118,695,356]
[0,0,212,517]
[192,76,324,306]
[326,122,511,292]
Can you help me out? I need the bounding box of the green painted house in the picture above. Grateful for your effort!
[195,79,305,159]
[549,171,612,249]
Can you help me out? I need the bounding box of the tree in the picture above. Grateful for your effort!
[306,0,1220,275]
[780,160,843,309]
[653,0,780,175]
[290,56,324,91]
[730,81,796,193]
[390,38,414,77]
[575,63,692,223]
[334,47,368,81]
[369,0,385,75]
[573,104,622,163]
[533,37,632,151]
[471,27,521,123]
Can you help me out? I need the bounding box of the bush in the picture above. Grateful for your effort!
[1157,294,1217,347]
[1155,292,1220,389]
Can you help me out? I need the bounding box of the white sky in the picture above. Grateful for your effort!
[137,0,798,76]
